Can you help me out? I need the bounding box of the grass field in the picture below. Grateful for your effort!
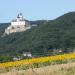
[0,62,75,75]
[1,53,75,75]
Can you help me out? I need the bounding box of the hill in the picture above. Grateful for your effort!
[0,12,75,56]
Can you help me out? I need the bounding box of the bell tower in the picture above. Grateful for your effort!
[17,13,24,21]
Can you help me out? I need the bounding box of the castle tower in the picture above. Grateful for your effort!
[17,13,24,21]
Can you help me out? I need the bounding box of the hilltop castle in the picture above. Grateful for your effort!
[4,13,31,35]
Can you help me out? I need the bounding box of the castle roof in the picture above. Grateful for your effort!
[12,13,25,22]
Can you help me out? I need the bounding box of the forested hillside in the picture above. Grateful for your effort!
[0,12,75,56]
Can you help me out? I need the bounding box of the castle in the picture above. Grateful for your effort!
[5,13,31,35]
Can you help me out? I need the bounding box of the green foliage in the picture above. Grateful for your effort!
[0,23,10,36]
[0,56,12,63]
[0,12,75,55]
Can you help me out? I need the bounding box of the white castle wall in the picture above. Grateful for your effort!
[11,21,25,26]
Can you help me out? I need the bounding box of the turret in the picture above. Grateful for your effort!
[17,13,24,21]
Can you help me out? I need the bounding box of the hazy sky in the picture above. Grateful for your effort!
[0,0,75,23]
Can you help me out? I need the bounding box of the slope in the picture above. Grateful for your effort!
[0,12,75,55]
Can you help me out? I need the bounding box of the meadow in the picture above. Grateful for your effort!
[1,62,75,75]
[0,53,75,73]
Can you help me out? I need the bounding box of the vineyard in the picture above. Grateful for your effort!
[0,53,75,73]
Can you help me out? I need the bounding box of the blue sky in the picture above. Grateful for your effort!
[0,0,75,23]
